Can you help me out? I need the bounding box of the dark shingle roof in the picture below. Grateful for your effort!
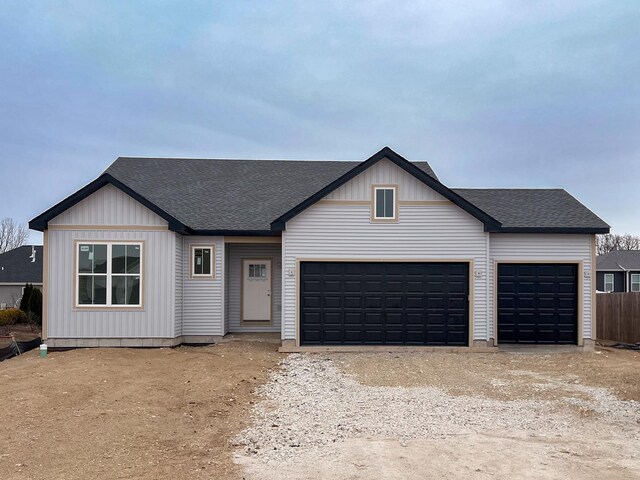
[105,158,437,231]
[453,189,610,232]
[597,250,640,271]
[0,246,43,284]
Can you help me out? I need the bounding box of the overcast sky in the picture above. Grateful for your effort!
[1,1,638,244]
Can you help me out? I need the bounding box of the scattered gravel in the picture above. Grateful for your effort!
[234,354,640,461]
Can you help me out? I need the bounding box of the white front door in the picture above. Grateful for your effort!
[242,259,272,323]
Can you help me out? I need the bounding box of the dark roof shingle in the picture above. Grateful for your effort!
[0,246,43,284]
[597,250,640,271]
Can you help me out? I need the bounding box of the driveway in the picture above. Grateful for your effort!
[235,348,640,480]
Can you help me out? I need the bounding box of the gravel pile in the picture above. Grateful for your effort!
[234,354,639,461]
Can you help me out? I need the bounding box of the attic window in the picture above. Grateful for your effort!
[372,185,397,222]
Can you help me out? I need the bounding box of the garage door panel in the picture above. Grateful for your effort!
[300,262,469,346]
[498,263,577,345]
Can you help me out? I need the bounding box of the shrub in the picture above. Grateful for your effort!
[0,308,27,327]
[28,288,43,326]
[19,283,34,313]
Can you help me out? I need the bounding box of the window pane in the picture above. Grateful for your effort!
[194,249,203,275]
[93,245,107,273]
[112,275,126,305]
[127,245,141,274]
[78,245,93,273]
[202,248,211,275]
[78,275,107,305]
[376,189,385,218]
[112,245,126,274]
[127,276,140,305]
[384,189,394,217]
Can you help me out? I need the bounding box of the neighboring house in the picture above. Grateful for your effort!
[29,147,609,350]
[0,245,43,309]
[596,250,640,292]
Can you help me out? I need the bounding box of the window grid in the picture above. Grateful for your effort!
[604,273,614,292]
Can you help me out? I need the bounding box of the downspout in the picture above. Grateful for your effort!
[616,262,629,292]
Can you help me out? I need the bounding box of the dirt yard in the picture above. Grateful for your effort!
[1,343,639,480]
[236,347,640,480]
[0,336,281,480]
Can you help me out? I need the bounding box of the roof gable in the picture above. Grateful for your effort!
[270,147,502,232]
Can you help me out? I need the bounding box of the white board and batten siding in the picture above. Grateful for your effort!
[226,243,282,333]
[181,236,225,336]
[489,233,594,340]
[282,157,490,342]
[46,184,179,338]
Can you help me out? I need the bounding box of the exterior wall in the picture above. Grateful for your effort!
[49,184,166,226]
[0,284,42,309]
[326,158,446,201]
[282,201,489,342]
[181,236,225,336]
[596,271,625,292]
[225,243,282,333]
[174,233,184,336]
[46,228,177,338]
[489,233,594,341]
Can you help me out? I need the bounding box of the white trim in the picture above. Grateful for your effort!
[373,186,397,220]
[604,273,614,292]
[75,241,143,308]
[190,245,215,278]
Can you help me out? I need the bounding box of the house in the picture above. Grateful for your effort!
[29,147,609,350]
[0,245,43,309]
[596,250,640,292]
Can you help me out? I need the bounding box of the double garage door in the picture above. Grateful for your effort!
[300,262,469,346]
[299,261,579,346]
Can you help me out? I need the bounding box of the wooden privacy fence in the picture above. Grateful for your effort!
[596,292,640,344]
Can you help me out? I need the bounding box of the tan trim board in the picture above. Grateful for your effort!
[591,235,597,340]
[294,258,475,348]
[316,200,371,206]
[400,200,452,206]
[241,258,273,326]
[493,260,584,346]
[224,236,282,244]
[72,239,146,312]
[49,224,168,231]
[316,199,452,206]
[188,244,216,279]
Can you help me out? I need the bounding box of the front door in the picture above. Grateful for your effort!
[242,259,272,324]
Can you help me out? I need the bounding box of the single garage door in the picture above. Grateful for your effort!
[497,263,578,345]
[300,261,469,346]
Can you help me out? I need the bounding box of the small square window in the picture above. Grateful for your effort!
[604,273,614,292]
[191,246,214,277]
[373,186,397,221]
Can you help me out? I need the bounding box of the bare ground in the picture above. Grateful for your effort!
[0,336,282,480]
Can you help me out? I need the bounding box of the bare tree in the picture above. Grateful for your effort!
[0,218,29,253]
[596,233,640,255]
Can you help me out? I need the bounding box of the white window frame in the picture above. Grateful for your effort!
[631,274,640,292]
[372,185,398,221]
[75,241,143,308]
[190,245,215,278]
[604,273,614,292]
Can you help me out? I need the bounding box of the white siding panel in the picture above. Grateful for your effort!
[489,233,593,340]
[226,243,282,333]
[326,158,445,201]
[174,233,184,337]
[50,184,167,226]
[282,203,488,341]
[47,229,176,338]
[182,237,224,336]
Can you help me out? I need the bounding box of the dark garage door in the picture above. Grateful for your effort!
[300,262,469,346]
[497,263,578,345]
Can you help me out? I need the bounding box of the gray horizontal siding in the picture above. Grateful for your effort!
[182,236,224,336]
[226,243,282,333]
[47,229,176,338]
[174,233,184,337]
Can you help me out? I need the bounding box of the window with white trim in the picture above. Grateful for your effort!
[373,186,397,220]
[191,246,214,277]
[631,274,640,292]
[77,242,142,307]
[604,273,614,292]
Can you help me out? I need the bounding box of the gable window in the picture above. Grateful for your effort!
[604,273,614,292]
[191,246,214,278]
[77,242,142,307]
[631,274,640,292]
[372,185,397,221]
